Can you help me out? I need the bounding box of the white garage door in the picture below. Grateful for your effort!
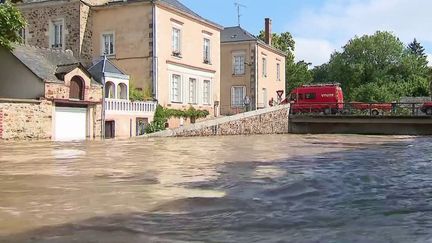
[55,107,87,141]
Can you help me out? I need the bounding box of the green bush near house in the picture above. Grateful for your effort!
[129,83,153,101]
[145,105,210,134]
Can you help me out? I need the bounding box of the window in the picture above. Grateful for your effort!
[262,58,267,77]
[231,86,246,107]
[172,27,181,56]
[51,19,63,48]
[203,80,211,105]
[305,93,316,99]
[70,76,84,100]
[171,74,182,102]
[233,55,245,75]
[277,63,281,81]
[203,38,211,63]
[188,78,197,104]
[18,27,26,44]
[102,33,114,55]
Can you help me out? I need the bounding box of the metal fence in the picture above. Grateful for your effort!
[289,102,432,117]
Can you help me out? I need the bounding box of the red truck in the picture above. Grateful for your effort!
[420,102,432,115]
[282,83,393,115]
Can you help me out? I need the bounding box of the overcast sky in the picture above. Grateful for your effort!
[181,0,432,67]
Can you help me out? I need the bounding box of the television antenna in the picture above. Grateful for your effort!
[234,2,247,26]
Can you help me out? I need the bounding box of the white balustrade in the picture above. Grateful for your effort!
[105,99,156,114]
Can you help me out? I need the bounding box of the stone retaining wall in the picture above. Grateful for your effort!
[0,100,53,140]
[147,105,290,137]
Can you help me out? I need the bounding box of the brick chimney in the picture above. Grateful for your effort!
[265,18,272,45]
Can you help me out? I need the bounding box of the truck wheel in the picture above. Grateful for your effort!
[426,108,432,116]
[324,108,332,115]
[371,109,380,116]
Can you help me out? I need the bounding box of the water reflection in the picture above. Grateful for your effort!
[1,135,431,242]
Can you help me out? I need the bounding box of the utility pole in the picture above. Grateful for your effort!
[234,2,246,26]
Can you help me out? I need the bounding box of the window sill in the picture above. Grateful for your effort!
[101,54,116,58]
[232,74,246,77]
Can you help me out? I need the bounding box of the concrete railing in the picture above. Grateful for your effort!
[105,99,156,115]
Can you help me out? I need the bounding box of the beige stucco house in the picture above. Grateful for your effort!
[18,0,222,128]
[0,44,102,140]
[220,19,286,115]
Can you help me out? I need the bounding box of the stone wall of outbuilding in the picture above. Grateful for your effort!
[0,99,53,140]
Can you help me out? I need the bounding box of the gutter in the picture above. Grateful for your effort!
[101,55,107,139]
[254,43,258,110]
[152,0,158,101]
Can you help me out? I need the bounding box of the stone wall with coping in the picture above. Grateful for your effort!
[0,99,53,140]
[147,104,290,137]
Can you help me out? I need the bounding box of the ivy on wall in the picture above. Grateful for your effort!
[145,105,210,134]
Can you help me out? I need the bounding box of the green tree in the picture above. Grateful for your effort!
[407,38,428,68]
[0,0,26,50]
[313,31,430,102]
[257,31,313,94]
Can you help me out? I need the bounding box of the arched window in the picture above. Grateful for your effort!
[70,76,84,100]
[105,81,115,99]
[117,83,128,100]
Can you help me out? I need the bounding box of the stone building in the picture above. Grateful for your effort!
[220,19,286,115]
[18,0,222,128]
[0,44,103,140]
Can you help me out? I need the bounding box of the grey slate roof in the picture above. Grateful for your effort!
[221,26,258,43]
[221,26,287,57]
[11,44,78,83]
[88,58,129,83]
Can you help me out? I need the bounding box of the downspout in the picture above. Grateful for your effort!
[101,55,107,139]
[254,43,259,110]
[152,0,158,102]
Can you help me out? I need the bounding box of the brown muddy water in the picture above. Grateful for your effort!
[0,135,432,243]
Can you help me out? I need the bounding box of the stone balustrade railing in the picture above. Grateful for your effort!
[105,99,156,114]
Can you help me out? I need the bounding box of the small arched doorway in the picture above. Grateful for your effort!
[117,83,128,100]
[70,76,84,100]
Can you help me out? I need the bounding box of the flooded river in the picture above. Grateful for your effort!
[0,135,432,242]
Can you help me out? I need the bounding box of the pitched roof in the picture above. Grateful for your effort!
[88,58,129,83]
[221,26,287,57]
[221,26,257,43]
[11,44,78,83]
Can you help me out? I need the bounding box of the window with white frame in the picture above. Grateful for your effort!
[51,19,63,48]
[203,38,211,63]
[231,86,246,107]
[233,54,245,75]
[203,80,211,105]
[262,58,267,77]
[171,74,182,102]
[277,63,281,81]
[102,33,114,55]
[172,27,181,56]
[188,78,197,104]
